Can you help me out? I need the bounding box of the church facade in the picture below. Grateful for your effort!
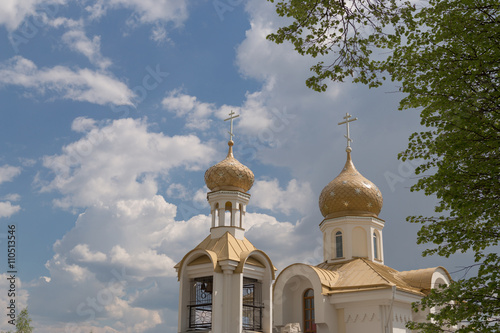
[176,112,451,333]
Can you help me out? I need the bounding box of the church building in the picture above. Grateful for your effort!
[176,112,451,333]
[273,113,451,333]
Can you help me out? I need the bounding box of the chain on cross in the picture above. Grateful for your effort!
[338,112,358,151]
[224,110,240,141]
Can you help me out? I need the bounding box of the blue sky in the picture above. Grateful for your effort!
[0,1,472,332]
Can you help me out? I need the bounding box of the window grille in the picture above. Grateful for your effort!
[189,276,213,330]
[242,277,263,331]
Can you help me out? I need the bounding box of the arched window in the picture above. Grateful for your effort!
[303,289,316,333]
[373,232,378,259]
[335,231,343,258]
[225,201,232,226]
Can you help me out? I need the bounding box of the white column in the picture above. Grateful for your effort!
[219,262,241,333]
[218,206,225,227]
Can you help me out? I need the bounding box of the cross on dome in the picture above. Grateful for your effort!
[338,112,358,152]
[224,110,240,141]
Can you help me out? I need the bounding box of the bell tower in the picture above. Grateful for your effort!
[175,111,276,333]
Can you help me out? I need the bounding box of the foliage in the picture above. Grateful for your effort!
[1,308,34,333]
[15,308,33,333]
[267,0,500,331]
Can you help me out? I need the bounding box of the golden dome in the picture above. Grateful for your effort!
[205,141,254,193]
[319,149,383,219]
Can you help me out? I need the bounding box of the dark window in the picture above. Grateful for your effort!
[303,289,316,333]
[189,276,213,330]
[243,277,263,331]
[335,231,343,258]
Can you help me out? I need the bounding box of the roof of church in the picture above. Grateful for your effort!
[196,232,257,262]
[205,140,254,193]
[319,150,383,219]
[175,231,276,280]
[310,258,449,296]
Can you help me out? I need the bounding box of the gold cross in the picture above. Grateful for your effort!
[224,110,240,141]
[338,112,358,149]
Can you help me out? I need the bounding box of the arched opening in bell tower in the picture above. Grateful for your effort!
[224,201,232,226]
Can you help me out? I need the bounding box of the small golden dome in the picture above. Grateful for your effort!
[205,141,254,192]
[319,150,383,219]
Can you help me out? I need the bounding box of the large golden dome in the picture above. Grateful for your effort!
[205,140,254,193]
[319,149,383,219]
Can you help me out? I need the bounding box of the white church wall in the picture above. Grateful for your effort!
[315,294,337,333]
[392,303,413,333]
[344,304,382,333]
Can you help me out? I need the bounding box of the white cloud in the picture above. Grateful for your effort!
[0,0,64,31]
[251,178,314,215]
[0,201,21,218]
[61,29,112,70]
[2,193,21,201]
[71,116,97,132]
[0,56,135,106]
[86,0,188,27]
[162,89,217,130]
[70,244,107,263]
[162,87,280,136]
[41,117,216,209]
[30,194,209,331]
[245,213,320,270]
[0,165,21,184]
[104,0,189,25]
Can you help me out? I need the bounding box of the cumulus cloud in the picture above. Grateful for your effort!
[162,85,291,139]
[162,89,217,130]
[0,56,134,105]
[30,117,218,331]
[0,165,21,184]
[251,178,315,215]
[245,213,320,270]
[41,117,215,209]
[0,201,21,218]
